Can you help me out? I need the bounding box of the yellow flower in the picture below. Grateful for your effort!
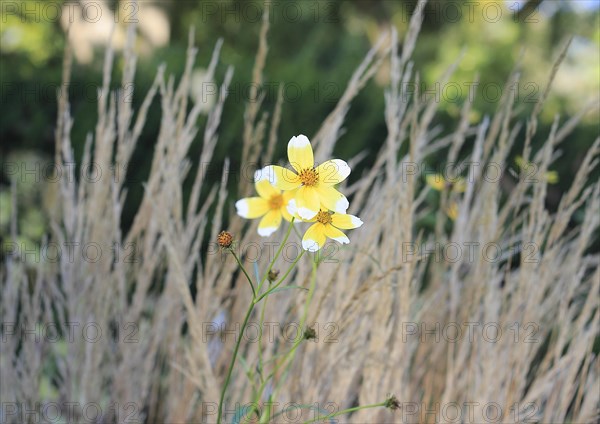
[264,135,350,220]
[514,156,527,170]
[425,173,466,193]
[301,209,363,252]
[515,156,559,184]
[235,167,295,237]
[545,171,559,184]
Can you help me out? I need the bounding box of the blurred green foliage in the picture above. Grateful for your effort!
[1,0,598,242]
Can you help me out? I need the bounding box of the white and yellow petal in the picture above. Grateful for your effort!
[302,222,327,252]
[280,190,296,222]
[236,197,269,219]
[286,198,298,219]
[324,225,350,245]
[254,166,271,183]
[286,198,312,222]
[316,185,349,214]
[258,209,282,237]
[316,159,351,186]
[263,165,301,191]
[296,186,321,220]
[287,134,314,173]
[331,213,363,230]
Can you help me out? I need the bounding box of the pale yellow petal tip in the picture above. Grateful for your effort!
[235,199,249,218]
[333,159,351,180]
[253,167,267,182]
[302,238,321,252]
[286,199,303,222]
[317,159,351,185]
[330,213,363,229]
[298,207,318,220]
[334,197,349,214]
[351,216,364,228]
[331,235,350,244]
[255,166,276,184]
[258,226,278,237]
[289,134,311,148]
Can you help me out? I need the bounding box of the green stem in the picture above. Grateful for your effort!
[257,218,295,292]
[217,301,255,424]
[249,249,307,410]
[302,402,387,424]
[256,250,305,302]
[257,292,269,383]
[292,223,303,239]
[251,334,302,411]
[301,258,317,323]
[271,257,317,400]
[231,250,256,299]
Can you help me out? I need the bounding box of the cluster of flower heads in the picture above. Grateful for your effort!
[236,135,363,252]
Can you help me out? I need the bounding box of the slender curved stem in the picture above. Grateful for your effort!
[292,223,303,239]
[250,333,303,411]
[217,301,255,424]
[256,292,269,383]
[256,249,305,302]
[271,257,317,400]
[231,250,256,299]
[302,402,387,424]
[248,249,307,409]
[257,218,295,292]
[301,258,317,323]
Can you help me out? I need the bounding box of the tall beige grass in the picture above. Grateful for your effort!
[2,1,599,423]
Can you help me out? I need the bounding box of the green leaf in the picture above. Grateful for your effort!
[267,285,308,295]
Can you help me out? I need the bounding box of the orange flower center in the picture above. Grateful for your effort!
[269,194,283,209]
[298,168,319,186]
[316,210,332,225]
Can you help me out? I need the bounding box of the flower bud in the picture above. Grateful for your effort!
[217,231,233,248]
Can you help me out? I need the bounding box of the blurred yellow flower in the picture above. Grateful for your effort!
[545,171,559,184]
[264,135,350,220]
[235,167,295,237]
[446,201,459,221]
[300,209,363,252]
[515,156,559,184]
[425,173,466,193]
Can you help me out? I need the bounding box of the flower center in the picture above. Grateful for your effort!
[316,210,332,225]
[298,168,319,186]
[269,194,283,209]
